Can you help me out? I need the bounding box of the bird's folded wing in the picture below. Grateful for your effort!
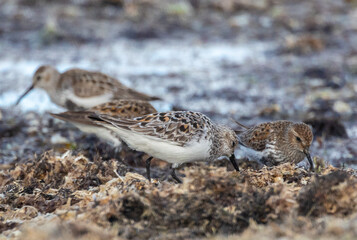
[50,111,99,126]
[238,123,271,151]
[60,69,125,97]
[91,112,207,146]
[90,100,157,118]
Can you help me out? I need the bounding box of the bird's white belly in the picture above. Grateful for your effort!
[239,145,265,161]
[49,89,113,109]
[67,92,114,109]
[108,126,211,164]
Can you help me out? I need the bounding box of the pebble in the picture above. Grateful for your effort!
[333,101,352,115]
[50,133,69,145]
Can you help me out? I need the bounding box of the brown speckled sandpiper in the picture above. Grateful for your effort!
[235,120,314,171]
[88,111,240,183]
[16,65,160,110]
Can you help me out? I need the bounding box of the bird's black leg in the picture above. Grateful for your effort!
[229,154,239,171]
[146,156,153,182]
[171,166,182,184]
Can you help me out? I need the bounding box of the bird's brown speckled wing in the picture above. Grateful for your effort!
[92,111,212,146]
[59,69,160,101]
[238,121,294,151]
[91,100,157,118]
[237,123,272,151]
[51,100,157,125]
[59,69,126,98]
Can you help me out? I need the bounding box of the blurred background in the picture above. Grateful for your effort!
[0,0,356,167]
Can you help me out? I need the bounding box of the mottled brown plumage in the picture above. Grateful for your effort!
[50,100,157,147]
[16,65,160,110]
[91,100,157,119]
[89,111,240,182]
[236,120,314,170]
[122,111,213,147]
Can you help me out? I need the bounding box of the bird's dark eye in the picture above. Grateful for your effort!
[296,136,301,142]
[232,141,236,147]
[36,76,41,81]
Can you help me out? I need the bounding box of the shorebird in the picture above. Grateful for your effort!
[50,99,157,148]
[87,111,240,183]
[16,65,160,110]
[235,120,314,171]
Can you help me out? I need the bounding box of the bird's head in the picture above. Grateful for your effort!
[15,65,60,105]
[288,122,314,170]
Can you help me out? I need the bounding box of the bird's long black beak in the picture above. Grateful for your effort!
[15,84,34,106]
[229,154,239,172]
[304,151,314,172]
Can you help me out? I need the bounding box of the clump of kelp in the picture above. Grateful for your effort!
[1,151,357,239]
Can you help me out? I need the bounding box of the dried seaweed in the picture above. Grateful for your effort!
[298,171,357,217]
[1,151,357,239]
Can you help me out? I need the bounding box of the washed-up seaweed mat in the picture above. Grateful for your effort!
[1,151,357,239]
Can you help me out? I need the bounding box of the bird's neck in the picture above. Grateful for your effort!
[208,124,226,160]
